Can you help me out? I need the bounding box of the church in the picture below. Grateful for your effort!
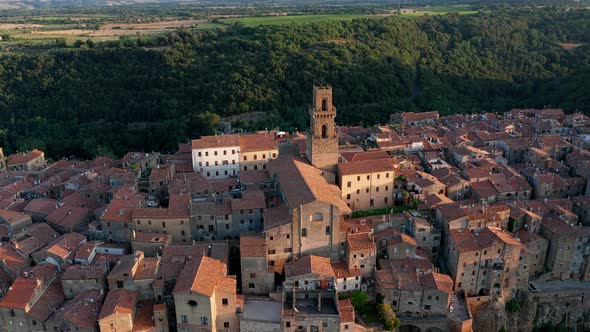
[264,86,351,270]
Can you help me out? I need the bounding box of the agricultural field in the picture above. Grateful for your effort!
[218,13,377,26]
[0,18,219,47]
[218,5,478,26]
[0,4,479,49]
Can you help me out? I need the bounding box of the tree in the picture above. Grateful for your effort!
[377,303,401,331]
[350,291,369,313]
[55,38,67,47]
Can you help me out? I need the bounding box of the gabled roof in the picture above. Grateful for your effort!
[98,289,138,320]
[48,289,103,329]
[174,256,234,296]
[337,158,397,176]
[449,228,481,253]
[267,154,349,210]
[285,255,335,279]
[419,272,453,293]
[7,149,44,165]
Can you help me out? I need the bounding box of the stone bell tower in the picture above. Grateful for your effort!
[306,86,339,175]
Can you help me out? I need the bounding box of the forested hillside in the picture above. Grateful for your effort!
[1,7,589,158]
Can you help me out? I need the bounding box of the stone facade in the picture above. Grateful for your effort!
[306,86,339,174]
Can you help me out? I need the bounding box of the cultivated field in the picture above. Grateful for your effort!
[218,6,478,26]
[218,14,376,26]
[0,19,217,45]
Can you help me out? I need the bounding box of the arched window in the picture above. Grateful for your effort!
[322,99,328,111]
[321,125,328,138]
[312,213,323,221]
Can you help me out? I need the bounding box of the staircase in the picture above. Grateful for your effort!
[437,255,449,275]
[448,292,470,322]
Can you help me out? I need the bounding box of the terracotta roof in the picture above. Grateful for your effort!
[240,233,266,258]
[347,232,376,251]
[46,206,92,230]
[449,228,481,253]
[7,149,44,165]
[338,298,355,323]
[108,254,137,279]
[15,237,44,256]
[239,132,279,152]
[267,155,349,209]
[239,170,270,184]
[191,134,240,149]
[132,300,156,332]
[23,198,59,216]
[419,272,453,293]
[173,256,234,296]
[101,199,141,223]
[158,244,213,280]
[133,257,159,280]
[75,241,98,261]
[0,244,28,271]
[340,150,390,162]
[0,208,31,225]
[132,232,171,243]
[98,289,138,320]
[62,264,110,280]
[478,227,522,247]
[332,262,362,279]
[49,289,102,329]
[285,255,335,279]
[337,158,397,176]
[0,264,59,310]
[27,278,65,321]
[43,233,87,261]
[402,112,439,122]
[387,233,418,247]
[22,223,60,245]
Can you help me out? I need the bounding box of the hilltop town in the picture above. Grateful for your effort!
[0,86,589,332]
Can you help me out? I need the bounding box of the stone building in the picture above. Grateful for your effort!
[266,148,351,264]
[337,159,397,210]
[282,255,341,332]
[375,257,452,317]
[149,164,175,196]
[240,233,275,295]
[239,132,279,171]
[446,227,523,298]
[0,264,64,332]
[345,232,376,278]
[173,256,238,332]
[121,152,160,172]
[61,264,109,299]
[6,149,45,171]
[131,232,171,257]
[132,194,191,244]
[107,251,159,300]
[46,289,103,332]
[191,134,241,179]
[541,216,590,281]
